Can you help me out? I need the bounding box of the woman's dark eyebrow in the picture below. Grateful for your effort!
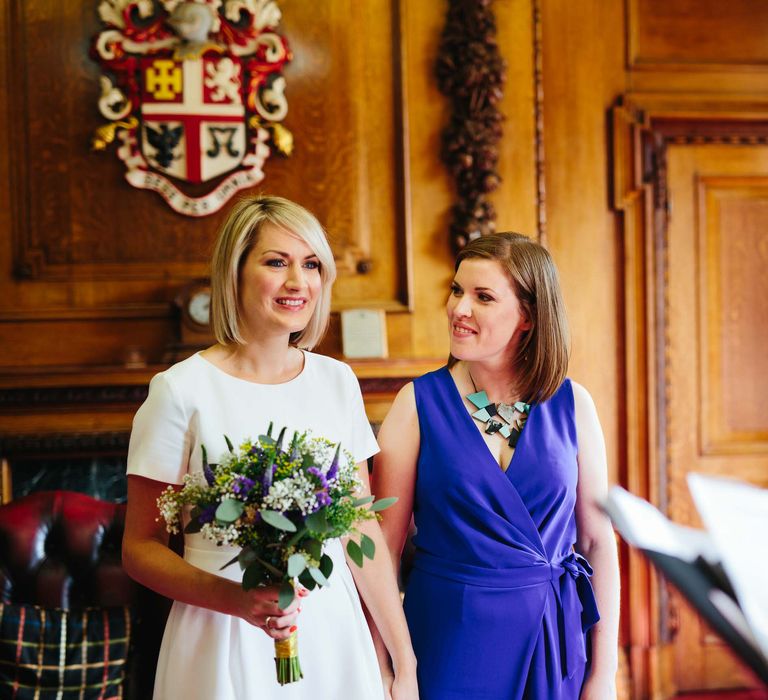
[260,250,318,260]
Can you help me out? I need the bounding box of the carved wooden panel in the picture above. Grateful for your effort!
[4,0,410,310]
[664,142,768,692]
[698,177,768,455]
[612,99,768,697]
[629,0,768,69]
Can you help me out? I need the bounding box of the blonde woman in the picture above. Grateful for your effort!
[123,196,417,699]
[373,233,620,699]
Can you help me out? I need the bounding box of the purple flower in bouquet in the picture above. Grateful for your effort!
[326,444,341,482]
[262,463,276,493]
[198,504,217,524]
[233,475,256,497]
[307,467,331,511]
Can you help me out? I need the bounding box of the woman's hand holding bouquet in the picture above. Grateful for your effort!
[157,423,396,685]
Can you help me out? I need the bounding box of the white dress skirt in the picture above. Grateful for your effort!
[127,352,385,699]
[152,538,383,699]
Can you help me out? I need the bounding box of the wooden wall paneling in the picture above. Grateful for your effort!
[1,0,423,369]
[698,177,768,456]
[390,0,454,360]
[611,100,665,700]
[666,142,768,692]
[628,0,768,70]
[627,1,768,95]
[491,0,538,239]
[0,1,13,302]
[614,95,768,696]
[6,0,408,296]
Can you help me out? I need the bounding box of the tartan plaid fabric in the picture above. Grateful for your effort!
[0,603,131,700]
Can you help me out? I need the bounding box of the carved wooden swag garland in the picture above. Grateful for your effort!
[436,0,506,251]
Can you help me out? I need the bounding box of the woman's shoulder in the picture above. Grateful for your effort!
[566,379,593,406]
[568,379,600,420]
[152,353,207,389]
[143,354,219,411]
[413,364,449,388]
[304,350,349,373]
[303,351,360,386]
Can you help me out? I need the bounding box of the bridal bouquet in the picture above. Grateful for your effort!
[157,423,395,685]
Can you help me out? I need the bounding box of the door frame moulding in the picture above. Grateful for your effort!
[610,92,768,699]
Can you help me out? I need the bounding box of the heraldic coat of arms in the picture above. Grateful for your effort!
[91,0,292,216]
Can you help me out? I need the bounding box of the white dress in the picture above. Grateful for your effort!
[127,352,385,700]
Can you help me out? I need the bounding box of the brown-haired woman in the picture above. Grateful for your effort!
[372,232,620,699]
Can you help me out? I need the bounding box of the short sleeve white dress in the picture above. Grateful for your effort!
[127,352,384,700]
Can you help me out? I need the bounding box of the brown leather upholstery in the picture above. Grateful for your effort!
[0,490,133,608]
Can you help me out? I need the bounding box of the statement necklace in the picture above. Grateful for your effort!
[466,370,531,448]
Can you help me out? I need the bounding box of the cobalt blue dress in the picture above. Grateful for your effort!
[403,367,600,699]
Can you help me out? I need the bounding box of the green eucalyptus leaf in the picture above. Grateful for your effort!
[238,548,258,570]
[319,553,334,579]
[305,509,331,533]
[243,562,267,590]
[259,424,276,445]
[351,495,375,507]
[261,510,297,532]
[224,435,235,453]
[287,553,307,578]
[304,539,322,561]
[278,581,295,610]
[285,526,308,549]
[215,498,244,523]
[370,496,398,512]
[360,533,375,560]
[346,539,363,568]
[298,568,317,591]
[275,426,287,451]
[309,567,329,587]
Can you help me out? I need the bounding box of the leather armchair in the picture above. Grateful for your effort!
[0,490,131,608]
[0,490,166,699]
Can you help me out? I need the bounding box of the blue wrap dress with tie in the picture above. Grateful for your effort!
[403,367,600,699]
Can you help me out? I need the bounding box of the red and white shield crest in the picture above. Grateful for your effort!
[140,57,247,184]
[91,0,292,217]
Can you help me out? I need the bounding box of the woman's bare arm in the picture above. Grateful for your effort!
[572,382,620,697]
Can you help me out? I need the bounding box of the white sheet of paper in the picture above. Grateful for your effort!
[340,309,388,359]
[688,473,768,661]
[603,486,717,563]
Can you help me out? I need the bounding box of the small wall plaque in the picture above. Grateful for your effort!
[341,309,388,359]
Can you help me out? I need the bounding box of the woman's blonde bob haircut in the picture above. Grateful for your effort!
[450,232,570,403]
[210,195,336,350]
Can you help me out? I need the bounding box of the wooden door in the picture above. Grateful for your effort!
[665,141,768,692]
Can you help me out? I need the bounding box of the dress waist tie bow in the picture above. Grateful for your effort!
[549,551,600,678]
[412,549,600,678]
